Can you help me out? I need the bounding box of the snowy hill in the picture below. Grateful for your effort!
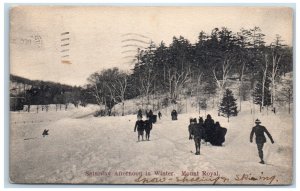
[10,101,293,184]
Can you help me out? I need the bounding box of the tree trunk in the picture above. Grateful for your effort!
[122,102,125,116]
[288,89,291,114]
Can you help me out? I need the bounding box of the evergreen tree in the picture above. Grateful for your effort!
[219,89,238,122]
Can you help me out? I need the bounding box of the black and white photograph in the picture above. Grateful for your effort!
[9,6,293,185]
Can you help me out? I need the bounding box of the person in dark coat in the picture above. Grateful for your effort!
[148,110,154,123]
[250,119,274,164]
[137,109,143,119]
[134,119,145,141]
[144,117,153,141]
[191,118,204,155]
[171,110,178,120]
[148,110,153,117]
[158,111,162,119]
[204,114,215,144]
[188,118,195,140]
[211,122,227,146]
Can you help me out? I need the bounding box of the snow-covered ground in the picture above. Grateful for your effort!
[9,102,293,185]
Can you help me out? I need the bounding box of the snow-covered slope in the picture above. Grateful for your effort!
[9,102,293,184]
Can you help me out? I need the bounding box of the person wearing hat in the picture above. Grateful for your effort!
[250,119,275,164]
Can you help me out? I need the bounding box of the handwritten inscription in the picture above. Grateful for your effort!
[235,172,278,184]
[84,170,278,184]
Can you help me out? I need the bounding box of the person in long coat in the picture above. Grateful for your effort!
[134,119,145,141]
[211,122,227,146]
[137,109,143,119]
[250,119,274,164]
[191,118,205,155]
[204,114,215,144]
[144,117,153,141]
[171,110,178,120]
[158,111,162,119]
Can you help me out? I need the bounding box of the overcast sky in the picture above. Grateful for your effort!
[10,6,293,86]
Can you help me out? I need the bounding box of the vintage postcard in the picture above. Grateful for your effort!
[9,6,293,185]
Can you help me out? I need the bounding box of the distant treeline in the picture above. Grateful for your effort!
[10,74,95,111]
[10,27,293,114]
[87,27,293,115]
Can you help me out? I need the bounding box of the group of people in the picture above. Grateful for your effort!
[134,109,157,141]
[134,117,153,141]
[188,114,228,155]
[134,109,275,164]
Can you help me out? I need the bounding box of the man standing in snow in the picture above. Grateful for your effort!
[137,109,143,119]
[134,119,145,141]
[250,119,275,164]
[171,110,178,120]
[204,114,215,144]
[191,118,204,155]
[158,111,162,119]
[144,117,153,141]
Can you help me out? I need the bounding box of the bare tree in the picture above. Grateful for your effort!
[269,35,285,107]
[261,54,269,109]
[107,71,128,116]
[166,66,191,102]
[87,72,104,107]
[212,53,233,104]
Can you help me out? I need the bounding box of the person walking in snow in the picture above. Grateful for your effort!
[158,111,162,119]
[148,110,153,117]
[144,117,153,141]
[191,118,204,155]
[171,109,178,120]
[188,118,195,140]
[204,114,215,144]
[137,109,143,119]
[148,109,154,123]
[134,118,145,141]
[250,119,274,164]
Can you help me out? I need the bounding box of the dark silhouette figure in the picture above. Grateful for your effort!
[147,110,157,124]
[145,110,149,118]
[204,114,215,144]
[144,117,153,141]
[158,111,162,119]
[191,118,204,155]
[250,119,274,164]
[42,129,49,137]
[137,109,143,119]
[171,110,178,120]
[134,119,145,141]
[148,110,153,117]
[211,122,227,146]
[188,118,196,140]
